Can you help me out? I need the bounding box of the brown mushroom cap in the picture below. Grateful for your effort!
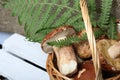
[74,61,95,80]
[41,26,76,54]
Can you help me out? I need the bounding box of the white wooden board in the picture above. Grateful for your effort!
[0,50,50,80]
[3,33,48,69]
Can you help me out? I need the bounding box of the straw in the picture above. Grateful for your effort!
[80,0,103,80]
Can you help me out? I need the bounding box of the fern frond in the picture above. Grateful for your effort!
[94,28,104,38]
[71,20,85,32]
[6,0,83,43]
[5,0,117,45]
[47,35,86,47]
[98,0,113,29]
[25,4,43,27]
[43,7,62,28]
[73,0,79,10]
[61,0,69,6]
[33,29,53,42]
[107,17,117,39]
[87,0,97,27]
[13,0,28,16]
[19,3,32,25]
[51,9,72,27]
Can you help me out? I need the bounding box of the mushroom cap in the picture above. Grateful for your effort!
[74,61,95,80]
[41,26,76,54]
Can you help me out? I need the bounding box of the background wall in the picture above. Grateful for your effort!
[0,1,25,35]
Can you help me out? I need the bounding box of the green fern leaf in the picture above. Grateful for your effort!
[43,5,62,28]
[94,28,104,38]
[107,17,117,39]
[26,4,43,27]
[87,0,97,27]
[71,20,85,32]
[5,0,85,43]
[61,0,70,6]
[47,35,85,47]
[73,0,79,10]
[5,0,117,45]
[30,5,53,40]
[51,10,72,27]
[98,0,113,29]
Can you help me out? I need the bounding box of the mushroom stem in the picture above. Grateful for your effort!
[53,46,77,75]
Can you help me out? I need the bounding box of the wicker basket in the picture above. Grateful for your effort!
[46,0,120,80]
[46,53,120,80]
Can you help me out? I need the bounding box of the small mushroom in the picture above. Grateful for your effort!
[74,28,99,59]
[74,41,92,59]
[74,61,95,80]
[41,26,78,75]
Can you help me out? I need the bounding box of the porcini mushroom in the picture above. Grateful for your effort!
[41,26,78,75]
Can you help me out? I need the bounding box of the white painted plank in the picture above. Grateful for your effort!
[0,50,50,80]
[3,33,48,69]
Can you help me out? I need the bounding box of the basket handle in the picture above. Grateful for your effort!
[80,0,103,80]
